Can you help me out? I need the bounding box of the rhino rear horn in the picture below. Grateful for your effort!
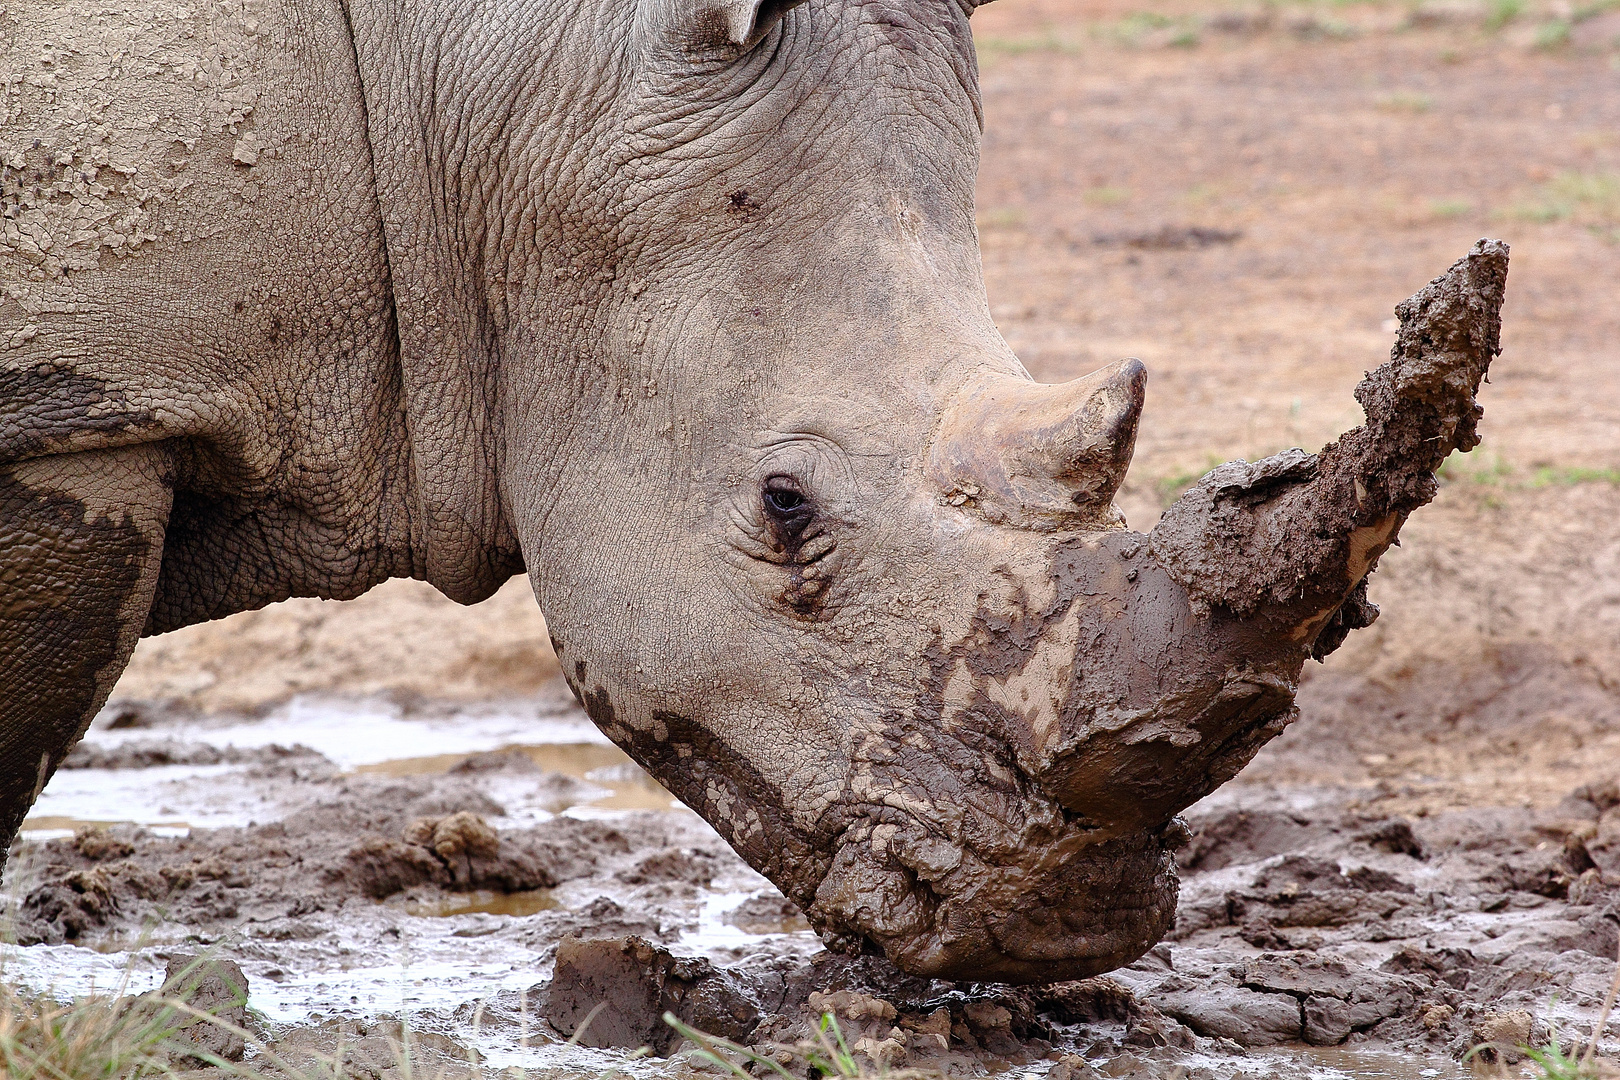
[928,358,1147,529]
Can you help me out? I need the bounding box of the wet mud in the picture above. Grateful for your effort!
[4,688,1618,1079]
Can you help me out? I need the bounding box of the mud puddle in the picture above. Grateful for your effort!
[356,743,677,814]
[21,693,673,841]
[3,691,807,1069]
[404,889,561,918]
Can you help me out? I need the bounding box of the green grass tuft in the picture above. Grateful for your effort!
[1535,18,1574,47]
[0,986,181,1080]
[1509,171,1620,226]
[1520,1036,1605,1079]
[1529,464,1620,487]
[976,206,1027,229]
[1084,184,1132,206]
[1151,455,1226,507]
[0,975,479,1080]
[1436,447,1514,486]
[1376,90,1434,113]
[1428,197,1475,218]
[1485,0,1524,29]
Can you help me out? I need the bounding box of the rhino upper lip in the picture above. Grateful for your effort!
[806,712,1180,922]
[806,796,1180,981]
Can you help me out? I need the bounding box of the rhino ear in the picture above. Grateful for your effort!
[704,0,807,48]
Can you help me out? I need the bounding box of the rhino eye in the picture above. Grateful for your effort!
[762,478,812,534]
[765,487,802,512]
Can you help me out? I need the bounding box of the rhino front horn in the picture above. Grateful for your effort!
[927,357,1147,529]
[1028,239,1510,835]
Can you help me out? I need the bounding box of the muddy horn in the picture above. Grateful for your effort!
[1013,240,1508,839]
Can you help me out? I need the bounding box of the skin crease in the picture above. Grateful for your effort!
[0,0,1503,981]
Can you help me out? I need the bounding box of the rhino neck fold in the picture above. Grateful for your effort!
[345,0,615,603]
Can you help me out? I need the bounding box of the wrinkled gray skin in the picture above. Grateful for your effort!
[0,0,1503,982]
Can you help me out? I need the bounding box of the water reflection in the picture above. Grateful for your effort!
[356,742,677,813]
[403,889,560,918]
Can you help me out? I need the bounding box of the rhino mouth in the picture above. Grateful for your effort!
[803,798,1182,984]
[585,694,1182,983]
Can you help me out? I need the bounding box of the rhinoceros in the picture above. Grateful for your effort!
[0,0,1505,982]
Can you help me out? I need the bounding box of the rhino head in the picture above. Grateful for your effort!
[360,0,1507,981]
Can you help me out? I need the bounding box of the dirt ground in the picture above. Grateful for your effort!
[6,1,1620,1077]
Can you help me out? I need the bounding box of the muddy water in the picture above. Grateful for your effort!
[4,694,813,1068]
[355,743,678,813]
[404,889,561,918]
[20,694,667,838]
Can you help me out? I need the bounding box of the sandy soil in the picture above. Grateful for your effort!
[6,2,1620,1077]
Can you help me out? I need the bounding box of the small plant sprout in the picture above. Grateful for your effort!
[1376,90,1434,113]
[1535,18,1573,46]
[1429,198,1474,219]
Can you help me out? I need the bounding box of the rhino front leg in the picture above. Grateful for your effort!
[0,445,174,861]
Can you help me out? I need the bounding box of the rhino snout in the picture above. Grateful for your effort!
[806,809,1180,983]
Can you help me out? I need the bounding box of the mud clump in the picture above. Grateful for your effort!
[541,933,1183,1072]
[1470,1009,1538,1065]
[19,863,121,943]
[267,1019,481,1079]
[343,837,450,901]
[723,891,812,934]
[1177,809,1323,872]
[159,953,250,1063]
[617,846,722,887]
[1242,955,1421,1045]
[398,810,508,888]
[1381,944,1480,989]
[543,935,764,1053]
[74,825,135,861]
[61,739,325,770]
